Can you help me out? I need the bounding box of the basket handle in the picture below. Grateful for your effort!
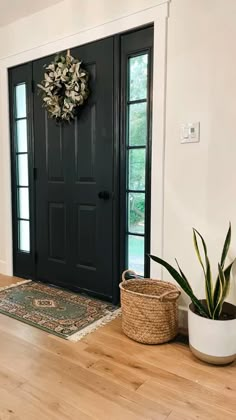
[121,270,137,283]
[158,289,181,301]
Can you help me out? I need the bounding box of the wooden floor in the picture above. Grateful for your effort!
[0,275,236,419]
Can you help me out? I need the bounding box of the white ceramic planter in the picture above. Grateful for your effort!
[188,303,236,365]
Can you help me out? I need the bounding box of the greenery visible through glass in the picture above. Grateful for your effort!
[129,54,148,101]
[128,193,145,234]
[128,102,147,146]
[128,235,145,275]
[128,149,146,190]
[126,52,149,276]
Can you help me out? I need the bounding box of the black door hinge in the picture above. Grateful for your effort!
[31,80,35,93]
[35,251,38,263]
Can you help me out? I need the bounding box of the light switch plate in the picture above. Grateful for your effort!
[181,122,200,143]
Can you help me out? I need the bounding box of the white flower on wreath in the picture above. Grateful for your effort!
[38,51,89,122]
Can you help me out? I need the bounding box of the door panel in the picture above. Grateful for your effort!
[77,204,96,268]
[47,123,65,182]
[33,37,114,299]
[48,203,66,261]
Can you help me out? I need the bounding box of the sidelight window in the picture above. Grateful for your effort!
[126,53,149,275]
[14,83,30,252]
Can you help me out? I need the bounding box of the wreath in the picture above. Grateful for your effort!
[38,50,89,122]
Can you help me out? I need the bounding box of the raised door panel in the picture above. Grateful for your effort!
[75,104,96,184]
[47,120,65,182]
[77,204,96,269]
[48,203,66,262]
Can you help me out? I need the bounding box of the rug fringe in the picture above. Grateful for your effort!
[68,308,121,342]
[0,279,32,292]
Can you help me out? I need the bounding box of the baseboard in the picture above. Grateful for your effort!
[0,260,8,275]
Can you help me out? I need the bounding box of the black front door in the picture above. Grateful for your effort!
[33,37,114,300]
[9,26,153,303]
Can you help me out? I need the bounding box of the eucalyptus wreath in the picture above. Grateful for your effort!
[38,51,89,121]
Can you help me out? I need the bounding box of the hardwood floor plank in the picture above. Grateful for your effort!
[85,327,236,399]
[88,359,146,391]
[14,383,93,420]
[0,274,23,288]
[0,365,26,392]
[85,339,236,415]
[0,313,98,369]
[0,386,60,420]
[84,340,181,380]
[138,379,236,420]
[0,329,167,419]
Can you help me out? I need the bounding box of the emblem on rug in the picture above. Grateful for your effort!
[33,299,57,308]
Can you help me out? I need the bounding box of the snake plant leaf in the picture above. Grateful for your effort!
[175,259,192,291]
[220,222,231,268]
[213,223,233,316]
[221,260,234,303]
[213,259,235,319]
[193,229,214,317]
[213,275,220,316]
[216,264,227,319]
[193,229,206,274]
[212,264,225,320]
[149,254,209,318]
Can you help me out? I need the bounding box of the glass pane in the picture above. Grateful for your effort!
[128,102,147,146]
[129,54,148,101]
[128,235,144,275]
[16,119,28,153]
[15,84,27,119]
[129,148,146,190]
[17,154,29,186]
[18,220,30,252]
[128,193,145,234]
[18,188,29,219]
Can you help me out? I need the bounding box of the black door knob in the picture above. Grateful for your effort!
[98,191,110,200]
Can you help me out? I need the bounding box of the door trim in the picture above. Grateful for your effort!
[0,2,169,280]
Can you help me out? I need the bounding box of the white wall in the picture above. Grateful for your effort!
[0,0,164,59]
[0,0,236,311]
[163,0,236,307]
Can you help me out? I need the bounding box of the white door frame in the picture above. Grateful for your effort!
[0,1,169,277]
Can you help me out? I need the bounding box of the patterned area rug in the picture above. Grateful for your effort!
[0,281,120,341]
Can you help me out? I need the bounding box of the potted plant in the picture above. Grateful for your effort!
[150,224,236,365]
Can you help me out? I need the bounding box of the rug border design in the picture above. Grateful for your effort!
[0,280,121,342]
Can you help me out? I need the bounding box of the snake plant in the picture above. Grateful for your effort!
[150,224,235,319]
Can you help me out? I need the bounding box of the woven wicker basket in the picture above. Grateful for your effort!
[120,270,181,344]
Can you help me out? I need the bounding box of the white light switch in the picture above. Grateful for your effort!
[181,122,200,143]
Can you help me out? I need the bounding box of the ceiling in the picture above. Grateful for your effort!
[0,0,62,26]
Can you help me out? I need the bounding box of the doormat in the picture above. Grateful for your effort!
[0,281,120,341]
